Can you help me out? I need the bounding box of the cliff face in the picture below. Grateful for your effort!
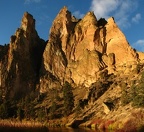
[0,12,46,99]
[40,7,139,91]
[0,7,137,95]
[1,7,144,128]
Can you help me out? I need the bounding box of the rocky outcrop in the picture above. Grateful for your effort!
[0,7,141,96]
[0,45,9,94]
[105,17,138,65]
[1,7,144,130]
[39,7,75,92]
[39,7,139,91]
[137,51,144,61]
[0,12,46,99]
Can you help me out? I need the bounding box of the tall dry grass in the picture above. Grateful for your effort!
[0,119,44,128]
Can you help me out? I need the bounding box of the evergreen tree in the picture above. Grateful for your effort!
[63,81,74,116]
[0,102,8,119]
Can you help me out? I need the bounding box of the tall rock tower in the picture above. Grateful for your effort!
[0,12,45,99]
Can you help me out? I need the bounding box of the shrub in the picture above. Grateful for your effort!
[0,103,8,119]
[36,108,46,122]
[116,111,144,131]
[89,119,103,130]
[17,107,24,121]
[122,119,137,132]
[132,110,144,128]
[104,120,115,130]
[49,101,57,119]
[121,90,131,105]
[0,100,17,119]
[131,83,144,107]
[121,73,144,107]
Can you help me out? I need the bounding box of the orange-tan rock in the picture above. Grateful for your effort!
[40,7,140,89]
[0,7,142,96]
[1,7,144,130]
[0,12,45,98]
[105,17,138,65]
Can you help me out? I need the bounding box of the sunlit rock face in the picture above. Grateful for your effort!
[0,7,140,96]
[39,7,74,92]
[0,12,46,99]
[21,12,35,32]
[105,17,138,65]
[40,6,139,91]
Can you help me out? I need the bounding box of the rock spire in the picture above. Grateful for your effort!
[0,12,46,99]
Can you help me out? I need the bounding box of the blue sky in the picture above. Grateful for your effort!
[0,0,144,51]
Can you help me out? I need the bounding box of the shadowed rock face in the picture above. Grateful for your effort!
[0,12,46,99]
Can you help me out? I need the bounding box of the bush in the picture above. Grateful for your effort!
[0,103,8,119]
[49,101,57,119]
[121,73,144,107]
[121,90,131,105]
[17,107,24,121]
[121,119,137,132]
[36,108,45,122]
[0,100,17,119]
[131,83,144,107]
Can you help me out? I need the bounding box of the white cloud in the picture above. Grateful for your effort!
[134,40,144,45]
[90,0,120,19]
[133,39,144,51]
[132,13,141,23]
[24,0,41,4]
[73,11,84,18]
[90,0,138,29]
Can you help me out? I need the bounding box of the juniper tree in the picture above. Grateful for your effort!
[63,81,74,116]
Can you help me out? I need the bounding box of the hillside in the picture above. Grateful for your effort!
[0,6,144,131]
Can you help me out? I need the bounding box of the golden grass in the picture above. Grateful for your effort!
[0,119,44,128]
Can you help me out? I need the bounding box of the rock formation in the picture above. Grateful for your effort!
[105,17,138,65]
[0,12,46,99]
[0,6,141,101]
[0,7,138,95]
[39,6,139,91]
[0,7,144,130]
